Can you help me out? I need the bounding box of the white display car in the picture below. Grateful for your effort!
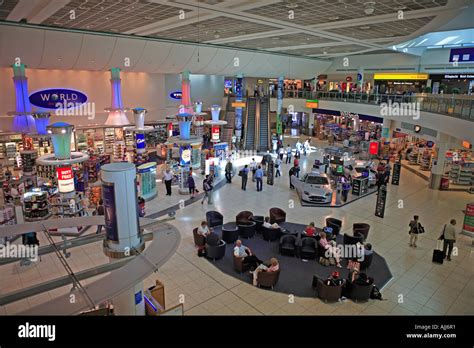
[292,170,333,204]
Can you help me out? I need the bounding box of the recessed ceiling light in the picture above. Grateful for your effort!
[237,31,247,35]
[328,16,339,20]
[144,16,154,20]
[360,26,371,30]
[395,5,407,10]
[285,1,299,8]
[272,37,280,40]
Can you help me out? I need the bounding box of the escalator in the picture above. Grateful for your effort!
[258,97,270,151]
[243,97,257,150]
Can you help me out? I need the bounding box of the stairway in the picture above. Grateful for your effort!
[258,97,270,151]
[244,97,257,150]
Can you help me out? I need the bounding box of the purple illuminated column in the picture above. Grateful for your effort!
[11,64,36,133]
[181,71,194,114]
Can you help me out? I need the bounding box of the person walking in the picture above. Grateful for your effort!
[250,158,257,182]
[201,175,213,205]
[294,157,300,178]
[188,171,196,198]
[240,165,250,190]
[286,145,292,164]
[278,146,284,161]
[255,165,264,192]
[163,168,173,196]
[225,160,233,183]
[275,157,282,177]
[289,166,296,189]
[441,219,457,261]
[408,215,422,247]
[95,199,105,234]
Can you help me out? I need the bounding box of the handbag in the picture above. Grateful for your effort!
[438,224,446,240]
[238,170,243,177]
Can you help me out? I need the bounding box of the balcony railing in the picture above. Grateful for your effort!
[276,90,474,121]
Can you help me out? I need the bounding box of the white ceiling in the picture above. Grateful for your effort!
[1,0,472,59]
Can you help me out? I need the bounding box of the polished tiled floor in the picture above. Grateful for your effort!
[1,137,473,315]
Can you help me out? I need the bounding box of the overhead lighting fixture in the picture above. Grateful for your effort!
[144,16,154,20]
[328,16,340,20]
[359,26,371,30]
[285,0,299,8]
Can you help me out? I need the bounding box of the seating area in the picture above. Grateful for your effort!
[195,210,392,298]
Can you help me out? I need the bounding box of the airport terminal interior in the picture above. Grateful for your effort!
[0,0,474,321]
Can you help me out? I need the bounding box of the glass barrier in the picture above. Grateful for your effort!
[278,91,474,121]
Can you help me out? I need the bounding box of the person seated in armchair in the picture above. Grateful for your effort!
[263,216,280,229]
[251,258,279,286]
[233,239,263,270]
[319,232,342,268]
[325,271,345,287]
[197,221,212,238]
[304,222,316,236]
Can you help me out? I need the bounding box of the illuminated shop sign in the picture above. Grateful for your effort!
[373,73,429,80]
[29,88,88,109]
[305,100,319,108]
[443,74,474,79]
[462,140,472,149]
[212,125,220,141]
[56,167,75,193]
[369,142,379,155]
[232,102,246,108]
[169,91,182,100]
[449,48,474,63]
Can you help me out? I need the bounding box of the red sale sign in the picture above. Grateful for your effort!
[463,203,474,233]
[212,125,220,141]
[57,167,74,193]
[369,142,379,155]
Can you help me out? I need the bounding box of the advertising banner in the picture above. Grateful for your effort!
[180,146,191,165]
[212,125,220,141]
[369,142,379,155]
[56,167,75,193]
[462,203,474,233]
[135,133,146,150]
[102,182,119,242]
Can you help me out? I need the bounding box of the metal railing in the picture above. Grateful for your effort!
[273,90,474,121]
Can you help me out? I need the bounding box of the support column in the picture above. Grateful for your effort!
[430,133,450,190]
[382,118,392,140]
[357,67,364,92]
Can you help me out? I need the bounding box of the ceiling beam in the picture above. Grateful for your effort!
[29,0,70,24]
[6,0,43,21]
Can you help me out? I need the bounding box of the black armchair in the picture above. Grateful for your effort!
[262,226,280,242]
[269,207,286,224]
[316,278,343,302]
[300,237,317,260]
[326,218,342,236]
[206,211,224,228]
[193,228,205,248]
[279,235,297,256]
[350,282,373,302]
[256,269,280,289]
[238,221,256,239]
[251,215,264,232]
[343,233,364,245]
[353,223,370,241]
[236,211,253,224]
[205,240,226,261]
[222,224,239,243]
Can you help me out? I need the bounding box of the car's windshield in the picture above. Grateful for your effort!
[305,176,329,185]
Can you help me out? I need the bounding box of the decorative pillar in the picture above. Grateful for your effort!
[234,75,244,140]
[430,133,450,190]
[181,70,194,115]
[102,162,145,315]
[11,64,36,134]
[105,68,130,126]
[276,76,284,135]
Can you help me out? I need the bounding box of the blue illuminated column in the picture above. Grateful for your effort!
[211,105,221,122]
[101,162,145,315]
[194,101,203,113]
[33,113,51,135]
[11,64,36,134]
[176,113,193,140]
[276,76,284,135]
[234,75,244,140]
[47,122,74,160]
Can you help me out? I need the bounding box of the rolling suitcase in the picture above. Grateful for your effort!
[432,240,444,264]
